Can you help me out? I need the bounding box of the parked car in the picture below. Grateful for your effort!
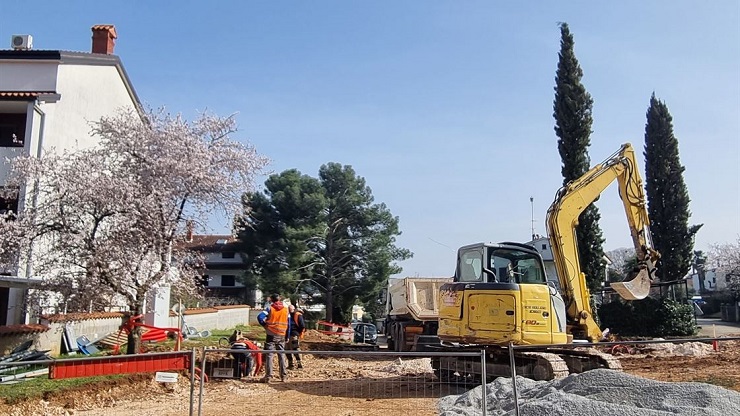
[691,296,707,306]
[352,323,378,345]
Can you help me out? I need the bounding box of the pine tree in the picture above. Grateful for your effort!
[553,22,606,293]
[644,93,702,282]
[236,164,411,323]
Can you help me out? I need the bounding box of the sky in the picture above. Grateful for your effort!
[2,1,738,278]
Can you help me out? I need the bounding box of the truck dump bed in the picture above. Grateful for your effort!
[387,277,453,321]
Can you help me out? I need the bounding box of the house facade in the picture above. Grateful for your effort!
[688,268,728,294]
[526,236,612,291]
[180,234,261,307]
[526,236,560,288]
[0,25,140,325]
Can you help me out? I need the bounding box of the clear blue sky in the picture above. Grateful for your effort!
[3,2,738,277]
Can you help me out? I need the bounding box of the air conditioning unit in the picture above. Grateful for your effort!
[11,34,33,50]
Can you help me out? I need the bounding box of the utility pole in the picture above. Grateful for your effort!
[530,197,536,240]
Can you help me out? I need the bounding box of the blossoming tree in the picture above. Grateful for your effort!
[0,109,268,353]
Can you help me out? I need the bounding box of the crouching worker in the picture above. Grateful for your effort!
[257,294,289,383]
[287,304,306,370]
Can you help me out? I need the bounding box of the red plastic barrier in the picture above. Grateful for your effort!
[49,352,191,379]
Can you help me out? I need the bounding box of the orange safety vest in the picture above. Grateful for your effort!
[265,306,289,337]
[293,311,305,339]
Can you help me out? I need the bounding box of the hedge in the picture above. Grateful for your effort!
[598,297,697,337]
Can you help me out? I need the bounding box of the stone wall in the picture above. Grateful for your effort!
[37,314,127,356]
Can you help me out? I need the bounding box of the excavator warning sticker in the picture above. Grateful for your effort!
[441,288,459,306]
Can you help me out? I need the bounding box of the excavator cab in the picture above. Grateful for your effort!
[438,242,569,346]
[456,243,547,285]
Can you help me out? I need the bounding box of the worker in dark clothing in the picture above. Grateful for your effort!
[286,304,306,370]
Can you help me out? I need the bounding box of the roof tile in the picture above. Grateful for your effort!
[0,91,56,98]
[41,312,126,323]
[0,324,50,335]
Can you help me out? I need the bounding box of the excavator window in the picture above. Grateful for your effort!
[458,249,483,282]
[488,249,546,285]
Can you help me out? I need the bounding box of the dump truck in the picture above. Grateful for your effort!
[384,276,453,352]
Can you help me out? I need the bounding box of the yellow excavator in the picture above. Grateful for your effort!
[430,143,660,381]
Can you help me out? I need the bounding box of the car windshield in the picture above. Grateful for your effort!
[356,324,376,334]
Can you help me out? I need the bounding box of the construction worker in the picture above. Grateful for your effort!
[286,304,306,370]
[257,293,289,383]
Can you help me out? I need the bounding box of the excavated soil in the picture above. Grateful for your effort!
[1,335,739,415]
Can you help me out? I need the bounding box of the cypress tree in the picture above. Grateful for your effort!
[553,22,606,293]
[644,93,702,282]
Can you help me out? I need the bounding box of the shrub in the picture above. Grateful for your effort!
[598,297,697,337]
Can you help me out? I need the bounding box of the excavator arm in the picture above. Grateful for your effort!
[546,143,660,342]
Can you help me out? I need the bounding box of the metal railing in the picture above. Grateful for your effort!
[1,336,738,415]
[195,348,486,416]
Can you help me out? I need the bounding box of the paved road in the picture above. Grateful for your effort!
[696,318,740,337]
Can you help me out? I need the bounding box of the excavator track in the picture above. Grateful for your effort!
[546,347,622,373]
[430,345,620,384]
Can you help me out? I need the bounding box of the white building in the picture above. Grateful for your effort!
[0,25,141,325]
[526,236,612,291]
[527,236,560,288]
[179,234,262,307]
[688,268,727,293]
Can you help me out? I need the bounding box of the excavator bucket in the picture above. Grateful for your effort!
[610,268,651,300]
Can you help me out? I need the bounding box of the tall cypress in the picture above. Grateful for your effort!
[644,93,702,282]
[553,22,606,293]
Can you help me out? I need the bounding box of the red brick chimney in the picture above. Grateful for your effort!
[185,220,194,243]
[91,25,117,54]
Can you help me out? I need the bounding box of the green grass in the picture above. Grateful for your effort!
[0,374,128,404]
[156,324,266,349]
[114,324,267,351]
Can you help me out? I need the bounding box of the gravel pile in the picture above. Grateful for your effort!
[439,369,740,415]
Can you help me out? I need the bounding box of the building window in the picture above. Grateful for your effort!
[0,191,19,219]
[221,275,236,286]
[0,113,27,147]
[222,252,235,259]
[542,244,547,250]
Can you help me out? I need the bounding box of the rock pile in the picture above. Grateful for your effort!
[646,341,714,357]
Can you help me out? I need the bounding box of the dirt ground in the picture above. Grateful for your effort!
[2,332,739,416]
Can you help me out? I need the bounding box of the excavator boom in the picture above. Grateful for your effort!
[546,143,660,341]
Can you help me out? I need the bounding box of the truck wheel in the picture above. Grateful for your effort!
[396,326,407,352]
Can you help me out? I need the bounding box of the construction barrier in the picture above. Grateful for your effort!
[48,350,192,379]
[316,320,353,341]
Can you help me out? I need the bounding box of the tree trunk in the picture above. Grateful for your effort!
[325,287,333,323]
[125,304,144,354]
